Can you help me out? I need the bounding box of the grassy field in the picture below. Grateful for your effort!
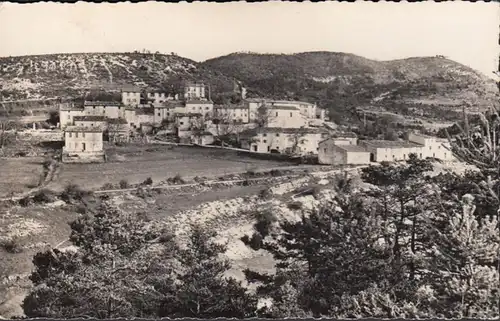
[0,158,45,198]
[47,144,297,192]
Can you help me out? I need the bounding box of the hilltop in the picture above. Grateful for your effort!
[0,52,236,102]
[0,51,498,122]
[202,52,499,121]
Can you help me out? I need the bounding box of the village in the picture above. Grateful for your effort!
[57,81,456,165]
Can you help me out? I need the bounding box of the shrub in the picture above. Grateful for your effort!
[18,197,32,207]
[101,183,115,190]
[142,177,153,186]
[1,237,23,254]
[119,179,129,189]
[258,187,273,200]
[60,183,90,203]
[32,189,57,203]
[172,174,185,185]
[287,201,303,210]
[254,210,277,238]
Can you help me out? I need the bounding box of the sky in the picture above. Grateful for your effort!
[0,1,498,78]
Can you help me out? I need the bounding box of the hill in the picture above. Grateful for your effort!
[0,51,497,123]
[201,52,499,122]
[0,52,236,103]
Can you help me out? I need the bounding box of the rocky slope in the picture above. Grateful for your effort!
[0,52,235,101]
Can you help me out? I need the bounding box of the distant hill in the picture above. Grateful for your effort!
[0,52,236,102]
[0,51,497,123]
[201,52,499,121]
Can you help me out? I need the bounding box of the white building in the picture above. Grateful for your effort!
[408,133,455,161]
[318,140,371,165]
[184,82,206,100]
[146,90,173,104]
[360,140,425,162]
[240,127,330,155]
[214,105,250,124]
[59,106,84,129]
[83,101,125,119]
[185,100,214,118]
[62,126,105,163]
[264,105,308,129]
[245,98,324,124]
[73,115,108,128]
[121,86,142,107]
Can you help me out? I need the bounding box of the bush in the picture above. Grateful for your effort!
[171,174,185,185]
[101,183,115,190]
[18,197,32,207]
[142,177,153,186]
[1,237,23,254]
[287,201,303,210]
[258,187,273,200]
[60,183,90,203]
[254,210,277,238]
[119,179,129,189]
[32,189,57,203]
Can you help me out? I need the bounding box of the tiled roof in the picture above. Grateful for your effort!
[83,101,121,107]
[136,108,154,115]
[107,118,128,124]
[121,85,143,93]
[65,126,104,133]
[361,140,424,148]
[73,115,107,121]
[334,145,369,153]
[60,106,84,111]
[264,105,300,111]
[215,105,247,110]
[186,99,213,105]
[176,112,203,117]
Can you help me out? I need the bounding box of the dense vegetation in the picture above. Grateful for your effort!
[18,109,500,319]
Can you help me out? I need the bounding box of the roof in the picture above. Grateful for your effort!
[334,145,369,153]
[240,127,326,137]
[59,106,84,111]
[215,105,247,110]
[362,140,424,148]
[186,100,213,105]
[184,82,205,87]
[121,85,143,93]
[107,118,128,124]
[176,112,203,117]
[264,105,300,111]
[330,131,358,138]
[83,101,121,107]
[65,126,104,133]
[244,98,314,106]
[73,115,107,122]
[135,108,154,115]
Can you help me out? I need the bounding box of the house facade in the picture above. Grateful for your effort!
[265,105,308,129]
[241,127,329,155]
[62,126,105,163]
[318,139,371,165]
[214,105,249,124]
[185,100,214,118]
[73,115,108,128]
[408,133,455,161]
[59,106,85,129]
[121,87,142,107]
[184,82,206,100]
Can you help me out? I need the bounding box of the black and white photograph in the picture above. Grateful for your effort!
[0,1,499,319]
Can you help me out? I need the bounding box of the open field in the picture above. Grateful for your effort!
[0,158,45,198]
[46,144,299,192]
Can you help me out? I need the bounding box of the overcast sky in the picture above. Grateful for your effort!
[0,1,498,78]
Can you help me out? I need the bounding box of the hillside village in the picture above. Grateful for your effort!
[57,80,455,165]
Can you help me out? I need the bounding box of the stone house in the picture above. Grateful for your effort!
[73,115,108,129]
[184,82,206,100]
[107,118,130,143]
[214,105,250,124]
[318,139,371,165]
[185,100,214,118]
[121,86,142,107]
[59,105,84,129]
[62,126,105,163]
[263,105,308,129]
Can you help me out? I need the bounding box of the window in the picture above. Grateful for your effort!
[205,107,210,110]
[444,152,447,158]
[167,112,170,116]
[67,115,70,120]
[263,133,267,137]
[180,122,184,125]
[276,146,280,150]
[429,146,432,150]
[75,133,78,138]
[420,153,422,158]
[267,146,270,152]
[82,133,85,138]
[276,133,280,137]
[438,146,441,149]
[263,140,267,143]
[290,112,292,117]
[69,132,72,138]
[275,112,278,117]
[323,148,327,153]
[91,124,93,126]
[158,113,161,116]
[433,153,435,158]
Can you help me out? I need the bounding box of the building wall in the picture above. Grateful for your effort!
[331,137,358,146]
[249,132,323,155]
[408,133,455,161]
[184,84,206,100]
[318,139,345,165]
[64,131,103,153]
[122,92,141,106]
[215,107,249,123]
[74,120,107,128]
[186,102,213,118]
[267,109,307,129]
[154,107,175,125]
[60,109,84,128]
[345,150,371,165]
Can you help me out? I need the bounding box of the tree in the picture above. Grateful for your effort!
[158,227,258,318]
[0,120,18,148]
[255,104,276,128]
[47,110,60,126]
[425,194,500,318]
[23,203,177,319]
